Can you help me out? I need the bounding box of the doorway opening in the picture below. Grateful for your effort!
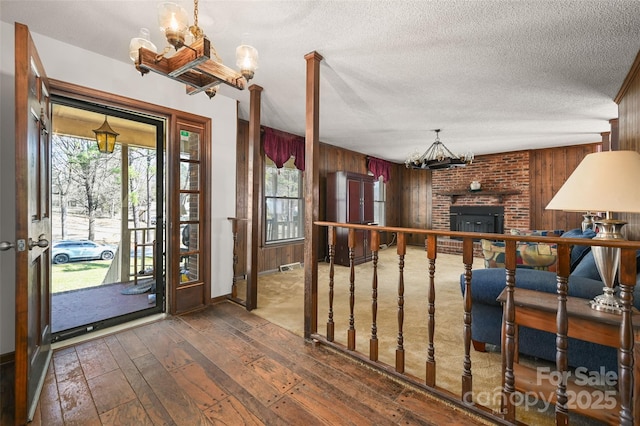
[50,98,166,342]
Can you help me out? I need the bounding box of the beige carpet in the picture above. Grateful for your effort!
[240,246,600,425]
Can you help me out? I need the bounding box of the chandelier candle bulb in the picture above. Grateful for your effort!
[158,2,189,49]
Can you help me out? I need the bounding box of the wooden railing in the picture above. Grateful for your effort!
[310,222,640,425]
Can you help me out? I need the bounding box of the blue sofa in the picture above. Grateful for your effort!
[460,228,640,374]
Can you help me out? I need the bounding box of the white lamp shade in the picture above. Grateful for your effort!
[546,150,640,214]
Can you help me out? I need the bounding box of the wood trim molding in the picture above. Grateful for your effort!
[615,49,640,104]
[0,351,15,365]
[49,79,208,124]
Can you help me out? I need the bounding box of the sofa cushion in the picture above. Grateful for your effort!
[561,228,597,272]
[481,239,558,272]
[463,268,607,306]
[509,229,564,236]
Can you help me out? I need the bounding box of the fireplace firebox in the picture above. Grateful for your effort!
[449,206,504,237]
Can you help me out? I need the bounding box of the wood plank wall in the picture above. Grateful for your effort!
[529,143,601,231]
[616,50,640,229]
[393,166,432,246]
[235,120,401,274]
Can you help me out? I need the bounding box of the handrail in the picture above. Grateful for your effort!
[309,221,639,425]
[315,221,640,249]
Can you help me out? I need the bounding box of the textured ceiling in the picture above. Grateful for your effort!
[2,1,640,163]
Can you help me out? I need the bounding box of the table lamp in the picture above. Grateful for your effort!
[546,150,640,314]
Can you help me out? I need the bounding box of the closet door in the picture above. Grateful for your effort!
[362,177,375,224]
[346,177,361,223]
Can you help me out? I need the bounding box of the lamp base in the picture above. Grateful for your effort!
[590,286,623,314]
[590,218,627,315]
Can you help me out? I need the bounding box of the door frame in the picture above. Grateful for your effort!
[49,80,211,315]
[48,95,166,341]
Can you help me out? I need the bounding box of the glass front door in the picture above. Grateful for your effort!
[50,99,165,341]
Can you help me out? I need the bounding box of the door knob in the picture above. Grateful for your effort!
[0,241,14,251]
[28,235,49,250]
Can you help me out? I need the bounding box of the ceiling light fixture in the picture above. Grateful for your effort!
[129,0,258,99]
[405,129,473,170]
[93,116,119,154]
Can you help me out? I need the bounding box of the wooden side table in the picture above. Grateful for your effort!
[497,287,640,424]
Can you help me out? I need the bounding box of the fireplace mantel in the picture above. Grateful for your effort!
[436,189,521,204]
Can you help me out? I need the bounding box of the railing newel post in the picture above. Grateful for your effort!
[348,228,356,351]
[396,232,406,373]
[426,234,437,387]
[327,225,336,342]
[370,230,380,361]
[461,236,474,399]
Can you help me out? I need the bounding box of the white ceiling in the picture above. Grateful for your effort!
[3,1,640,163]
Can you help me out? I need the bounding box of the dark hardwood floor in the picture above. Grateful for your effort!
[17,301,489,425]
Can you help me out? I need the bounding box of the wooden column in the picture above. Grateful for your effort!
[304,51,323,339]
[246,85,262,310]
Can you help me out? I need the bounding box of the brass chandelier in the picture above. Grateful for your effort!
[129,0,259,99]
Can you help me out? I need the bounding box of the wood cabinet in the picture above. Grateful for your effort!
[326,171,375,266]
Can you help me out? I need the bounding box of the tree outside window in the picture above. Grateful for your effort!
[264,157,304,243]
[373,176,386,226]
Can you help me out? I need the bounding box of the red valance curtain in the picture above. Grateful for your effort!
[367,157,391,182]
[263,127,305,171]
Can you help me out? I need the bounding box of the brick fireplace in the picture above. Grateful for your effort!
[431,151,531,255]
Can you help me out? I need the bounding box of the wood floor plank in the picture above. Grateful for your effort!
[247,356,303,394]
[87,369,136,415]
[202,396,265,426]
[56,375,101,425]
[103,334,176,426]
[99,399,154,426]
[114,329,151,360]
[166,319,284,407]
[202,306,401,424]
[267,394,329,426]
[286,380,377,425]
[52,349,83,383]
[162,320,292,425]
[36,368,64,426]
[170,362,228,411]
[75,338,119,380]
[134,321,195,371]
[133,353,213,425]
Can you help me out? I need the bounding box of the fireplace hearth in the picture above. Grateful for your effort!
[449,206,504,236]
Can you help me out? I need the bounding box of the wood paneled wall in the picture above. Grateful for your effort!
[529,143,601,231]
[235,120,401,274]
[393,166,431,246]
[616,49,640,228]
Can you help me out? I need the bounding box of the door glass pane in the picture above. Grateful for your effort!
[180,253,199,284]
[180,193,199,221]
[180,223,199,251]
[180,162,200,190]
[180,130,200,160]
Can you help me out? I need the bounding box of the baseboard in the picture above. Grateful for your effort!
[0,352,14,365]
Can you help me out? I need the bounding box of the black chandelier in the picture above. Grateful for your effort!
[405,129,473,170]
